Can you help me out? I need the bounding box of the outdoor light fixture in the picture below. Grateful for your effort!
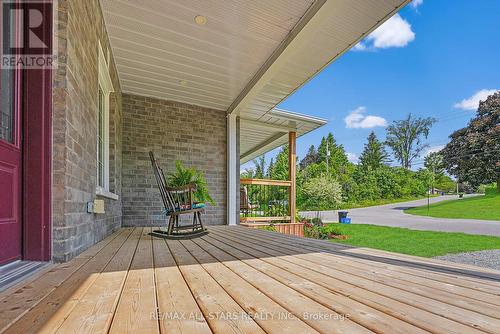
[194,15,207,25]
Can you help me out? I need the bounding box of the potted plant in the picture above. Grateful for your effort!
[167,161,215,205]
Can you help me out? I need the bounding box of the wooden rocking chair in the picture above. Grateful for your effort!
[149,152,208,239]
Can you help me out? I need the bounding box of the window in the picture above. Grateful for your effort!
[1,3,20,145]
[97,87,105,187]
[96,42,117,200]
[0,69,16,144]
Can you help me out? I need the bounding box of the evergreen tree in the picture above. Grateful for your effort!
[252,155,266,179]
[359,131,390,170]
[266,158,275,179]
[273,146,289,180]
[299,145,319,169]
[317,133,349,175]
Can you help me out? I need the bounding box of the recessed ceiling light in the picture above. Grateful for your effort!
[194,15,207,25]
[180,80,188,86]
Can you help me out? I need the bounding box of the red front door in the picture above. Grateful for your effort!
[0,2,23,265]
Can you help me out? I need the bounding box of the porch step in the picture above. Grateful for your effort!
[0,261,48,292]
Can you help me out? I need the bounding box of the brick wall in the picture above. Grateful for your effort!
[122,94,227,227]
[52,0,122,262]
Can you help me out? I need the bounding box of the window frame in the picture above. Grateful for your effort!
[95,42,117,200]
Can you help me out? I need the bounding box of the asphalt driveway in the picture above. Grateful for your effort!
[301,195,500,236]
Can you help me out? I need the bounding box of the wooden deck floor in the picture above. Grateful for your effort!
[1,226,499,334]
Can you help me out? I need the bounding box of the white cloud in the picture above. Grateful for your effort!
[347,153,359,164]
[454,89,499,111]
[344,106,387,129]
[353,14,415,51]
[425,145,445,156]
[411,0,423,9]
[352,42,367,51]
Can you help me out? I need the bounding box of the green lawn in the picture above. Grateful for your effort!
[404,193,500,221]
[327,224,500,257]
[340,195,438,210]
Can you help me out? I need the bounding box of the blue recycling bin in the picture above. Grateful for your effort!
[340,217,351,224]
[338,211,348,223]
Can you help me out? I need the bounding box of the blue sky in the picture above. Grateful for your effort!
[242,0,500,171]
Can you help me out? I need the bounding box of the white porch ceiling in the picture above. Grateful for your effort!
[101,0,410,160]
[100,0,315,110]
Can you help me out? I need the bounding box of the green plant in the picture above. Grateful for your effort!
[311,217,323,226]
[268,203,287,217]
[167,161,215,205]
[295,209,303,223]
[301,175,343,210]
[304,222,342,239]
[485,183,498,195]
[323,224,343,236]
[259,225,277,232]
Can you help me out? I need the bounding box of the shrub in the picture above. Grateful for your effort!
[304,223,345,239]
[311,217,323,226]
[301,176,343,210]
[484,183,498,195]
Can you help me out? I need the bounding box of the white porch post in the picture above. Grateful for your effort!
[227,114,238,225]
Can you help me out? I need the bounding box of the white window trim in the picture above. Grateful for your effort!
[96,42,118,200]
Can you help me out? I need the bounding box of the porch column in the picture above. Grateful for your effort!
[227,114,238,225]
[289,131,297,223]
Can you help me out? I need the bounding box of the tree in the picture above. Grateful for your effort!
[424,152,446,193]
[424,152,445,176]
[441,92,500,192]
[317,133,349,175]
[266,158,275,179]
[359,131,390,170]
[300,145,319,169]
[385,114,436,169]
[272,145,289,180]
[252,155,266,179]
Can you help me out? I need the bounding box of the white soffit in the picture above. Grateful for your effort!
[101,0,411,161]
[240,108,327,164]
[100,0,315,110]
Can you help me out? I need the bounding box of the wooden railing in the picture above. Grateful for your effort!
[239,178,292,223]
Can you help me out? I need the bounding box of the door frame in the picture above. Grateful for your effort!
[22,66,52,261]
[20,0,53,261]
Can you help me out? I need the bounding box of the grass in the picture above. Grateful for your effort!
[327,223,500,257]
[340,195,438,210]
[404,192,500,221]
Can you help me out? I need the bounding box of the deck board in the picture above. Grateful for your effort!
[214,228,500,316]
[208,229,485,334]
[1,226,499,334]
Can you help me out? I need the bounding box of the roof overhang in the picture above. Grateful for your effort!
[229,0,411,121]
[101,0,411,160]
[240,109,327,164]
